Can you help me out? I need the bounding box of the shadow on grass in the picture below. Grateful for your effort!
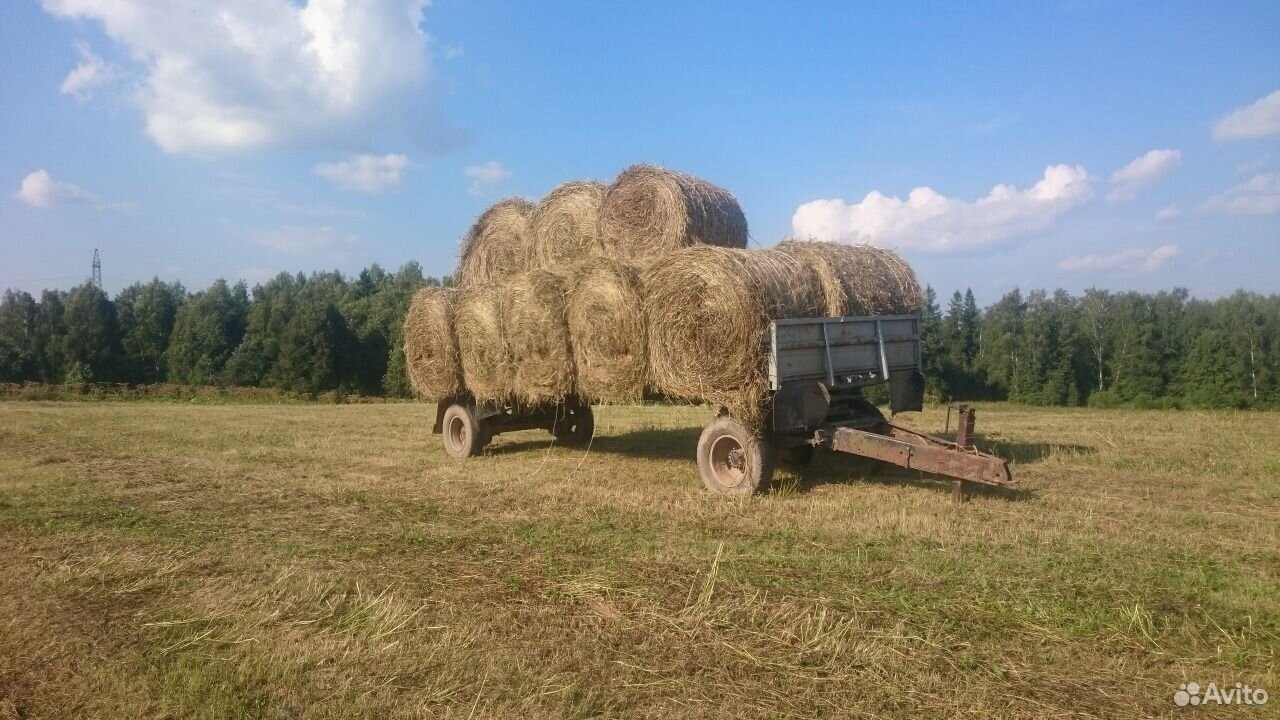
[785,455,1035,502]
[488,428,1036,501]
[972,437,1095,464]
[486,427,698,461]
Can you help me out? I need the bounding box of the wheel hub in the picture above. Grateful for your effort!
[447,415,466,450]
[726,447,745,471]
[708,435,747,488]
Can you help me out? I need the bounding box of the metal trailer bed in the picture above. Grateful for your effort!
[433,313,1013,498]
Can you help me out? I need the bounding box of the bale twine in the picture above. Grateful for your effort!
[598,164,749,264]
[456,198,536,287]
[565,258,647,403]
[453,282,511,402]
[403,287,463,400]
[531,181,607,269]
[643,246,826,429]
[503,269,576,405]
[776,239,924,316]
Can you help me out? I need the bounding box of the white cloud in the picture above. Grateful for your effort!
[464,160,511,196]
[15,169,130,211]
[1154,204,1182,221]
[1237,154,1271,175]
[790,164,1092,253]
[40,0,431,156]
[1212,89,1280,142]
[1058,244,1180,274]
[1107,149,1181,203]
[1200,173,1280,216]
[60,41,116,101]
[313,153,408,194]
[253,225,359,262]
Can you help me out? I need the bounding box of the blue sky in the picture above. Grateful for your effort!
[1,0,1278,303]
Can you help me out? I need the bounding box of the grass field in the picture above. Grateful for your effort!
[1,401,1277,718]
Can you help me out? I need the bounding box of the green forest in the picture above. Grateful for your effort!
[1,265,1277,408]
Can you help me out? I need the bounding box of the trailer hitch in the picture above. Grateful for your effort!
[828,420,1013,501]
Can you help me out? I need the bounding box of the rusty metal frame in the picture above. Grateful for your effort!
[827,422,1012,489]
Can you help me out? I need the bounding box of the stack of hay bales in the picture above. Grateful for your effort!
[598,164,749,265]
[502,270,575,405]
[455,198,536,287]
[404,287,463,400]
[774,239,922,317]
[531,181,607,269]
[452,282,509,402]
[566,258,647,403]
[642,247,822,427]
[402,164,922,429]
[643,241,923,428]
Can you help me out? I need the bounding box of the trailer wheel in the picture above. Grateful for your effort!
[697,416,774,495]
[442,403,485,458]
[551,401,594,446]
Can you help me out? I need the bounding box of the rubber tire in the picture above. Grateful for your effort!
[442,403,485,459]
[696,416,774,495]
[551,402,594,446]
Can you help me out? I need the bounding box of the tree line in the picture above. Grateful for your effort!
[0,266,1277,408]
[917,287,1279,409]
[0,263,444,397]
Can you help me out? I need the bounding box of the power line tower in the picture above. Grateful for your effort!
[91,248,102,289]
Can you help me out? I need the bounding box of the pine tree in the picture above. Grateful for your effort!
[919,286,946,400]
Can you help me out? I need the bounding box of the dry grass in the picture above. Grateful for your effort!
[643,246,827,429]
[503,270,575,406]
[456,198,536,288]
[1,401,1277,718]
[566,258,648,403]
[598,164,749,264]
[403,287,463,400]
[531,181,607,269]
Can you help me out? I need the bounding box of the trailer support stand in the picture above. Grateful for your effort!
[956,404,975,447]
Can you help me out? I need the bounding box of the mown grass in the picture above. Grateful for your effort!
[0,401,1276,718]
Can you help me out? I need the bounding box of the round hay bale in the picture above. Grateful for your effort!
[598,164,749,264]
[453,282,511,402]
[456,198,536,287]
[643,246,825,429]
[565,258,647,403]
[503,270,576,405]
[776,239,923,316]
[403,287,463,400]
[531,181,607,269]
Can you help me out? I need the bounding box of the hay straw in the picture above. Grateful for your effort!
[565,258,647,403]
[453,282,511,402]
[455,198,536,287]
[531,181,607,269]
[775,239,924,316]
[598,164,748,264]
[403,287,463,400]
[643,247,826,429]
[503,269,576,405]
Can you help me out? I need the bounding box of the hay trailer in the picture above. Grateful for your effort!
[698,314,1013,498]
[434,313,1012,498]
